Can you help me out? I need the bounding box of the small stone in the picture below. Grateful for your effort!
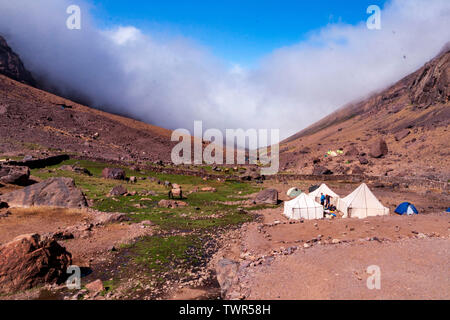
[85,279,104,294]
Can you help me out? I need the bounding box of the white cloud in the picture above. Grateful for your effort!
[0,0,449,142]
[108,26,142,45]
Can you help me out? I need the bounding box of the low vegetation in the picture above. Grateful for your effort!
[28,158,272,298]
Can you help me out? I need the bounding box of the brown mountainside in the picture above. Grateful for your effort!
[280,47,450,181]
[0,73,176,163]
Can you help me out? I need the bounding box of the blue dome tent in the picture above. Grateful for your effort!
[395,202,418,215]
[446,208,450,213]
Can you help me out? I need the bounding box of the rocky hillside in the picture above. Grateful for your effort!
[0,73,177,163]
[280,46,450,181]
[0,36,179,163]
[0,35,35,86]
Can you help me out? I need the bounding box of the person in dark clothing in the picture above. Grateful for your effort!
[320,193,325,206]
[325,195,331,209]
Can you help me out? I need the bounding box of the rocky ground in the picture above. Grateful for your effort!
[212,179,450,300]
[0,35,448,301]
[213,214,449,299]
[0,157,267,300]
[279,48,449,181]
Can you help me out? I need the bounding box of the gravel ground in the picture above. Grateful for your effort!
[241,237,449,300]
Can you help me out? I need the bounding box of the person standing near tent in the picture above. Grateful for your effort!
[320,193,325,206]
[325,195,332,209]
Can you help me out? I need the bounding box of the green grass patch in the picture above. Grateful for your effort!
[125,235,204,275]
[30,158,263,231]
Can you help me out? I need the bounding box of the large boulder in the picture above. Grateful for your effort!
[369,138,388,158]
[102,168,126,180]
[0,234,72,294]
[0,165,30,185]
[312,165,333,175]
[0,177,87,208]
[254,189,278,205]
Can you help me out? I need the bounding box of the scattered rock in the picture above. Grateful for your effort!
[351,166,365,175]
[158,199,188,208]
[216,259,239,299]
[200,187,217,192]
[0,177,87,209]
[254,189,278,205]
[85,279,104,294]
[52,231,74,240]
[358,157,369,165]
[240,171,263,181]
[369,138,388,158]
[395,129,410,141]
[0,234,72,294]
[141,220,154,226]
[129,176,137,183]
[0,210,11,218]
[101,168,126,180]
[0,165,30,185]
[298,147,311,154]
[169,185,183,199]
[108,185,128,197]
[312,165,333,175]
[93,212,129,225]
[345,146,359,157]
[59,165,92,176]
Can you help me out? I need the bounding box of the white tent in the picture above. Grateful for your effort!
[284,193,324,220]
[337,183,389,219]
[308,183,340,205]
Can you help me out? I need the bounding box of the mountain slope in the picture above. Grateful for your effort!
[280,46,450,181]
[0,34,181,163]
[0,74,176,163]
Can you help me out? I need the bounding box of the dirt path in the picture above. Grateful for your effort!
[242,238,450,300]
[0,207,92,245]
[217,207,450,300]
[242,208,449,257]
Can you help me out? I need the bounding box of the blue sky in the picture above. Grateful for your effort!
[90,0,388,66]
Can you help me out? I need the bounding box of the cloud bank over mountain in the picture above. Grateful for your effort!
[0,0,449,141]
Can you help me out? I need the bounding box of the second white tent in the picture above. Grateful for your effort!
[284,193,324,220]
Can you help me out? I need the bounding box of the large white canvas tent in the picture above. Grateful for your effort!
[337,183,389,219]
[308,183,340,205]
[284,193,324,220]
